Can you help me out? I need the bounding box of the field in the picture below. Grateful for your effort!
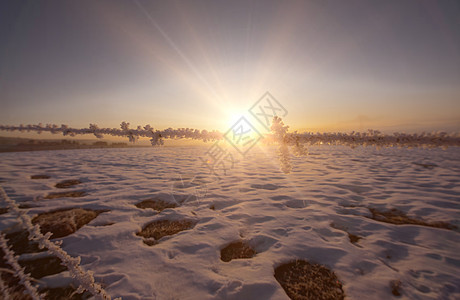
[0,145,459,299]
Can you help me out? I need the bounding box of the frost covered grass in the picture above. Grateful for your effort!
[274,260,345,300]
[0,232,42,300]
[31,175,51,180]
[54,180,82,189]
[137,219,196,246]
[43,191,87,200]
[0,187,114,300]
[220,241,257,262]
[367,208,457,230]
[1,118,459,150]
[32,208,107,239]
[19,256,67,279]
[135,198,177,212]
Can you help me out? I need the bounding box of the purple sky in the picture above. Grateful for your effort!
[1,0,459,135]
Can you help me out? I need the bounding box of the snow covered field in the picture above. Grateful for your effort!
[0,145,459,299]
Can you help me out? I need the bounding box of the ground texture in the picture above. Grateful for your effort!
[0,145,458,299]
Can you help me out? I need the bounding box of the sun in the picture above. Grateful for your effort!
[227,112,246,128]
[215,104,247,132]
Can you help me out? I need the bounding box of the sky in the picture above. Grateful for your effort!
[0,0,459,138]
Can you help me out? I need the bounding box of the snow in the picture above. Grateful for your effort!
[0,145,459,299]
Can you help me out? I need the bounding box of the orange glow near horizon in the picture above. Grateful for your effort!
[0,1,459,135]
